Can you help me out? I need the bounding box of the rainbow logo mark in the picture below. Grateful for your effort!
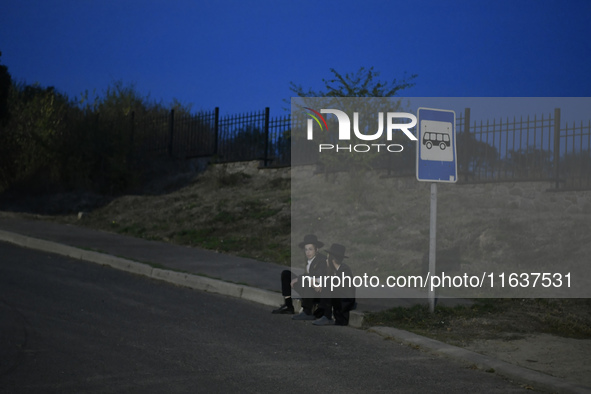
[304,107,329,132]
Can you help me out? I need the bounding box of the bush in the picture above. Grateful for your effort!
[0,80,191,195]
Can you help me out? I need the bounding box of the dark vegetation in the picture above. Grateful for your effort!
[0,52,193,203]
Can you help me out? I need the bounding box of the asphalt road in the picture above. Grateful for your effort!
[0,242,529,393]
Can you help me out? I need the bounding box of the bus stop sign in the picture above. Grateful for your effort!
[416,107,457,183]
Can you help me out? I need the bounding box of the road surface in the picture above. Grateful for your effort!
[0,242,528,393]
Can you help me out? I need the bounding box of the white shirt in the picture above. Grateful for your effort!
[306,256,316,274]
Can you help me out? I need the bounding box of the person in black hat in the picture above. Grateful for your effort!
[272,234,327,319]
[313,243,356,326]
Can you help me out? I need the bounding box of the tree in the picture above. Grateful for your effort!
[289,66,417,98]
[0,51,11,124]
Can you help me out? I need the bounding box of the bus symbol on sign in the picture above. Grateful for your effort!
[423,132,451,150]
[420,119,453,162]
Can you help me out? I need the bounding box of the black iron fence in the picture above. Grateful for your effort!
[130,107,291,168]
[457,108,591,190]
[126,106,590,190]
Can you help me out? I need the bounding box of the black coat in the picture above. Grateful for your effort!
[296,253,327,312]
[306,252,327,278]
[319,261,357,325]
[332,262,356,305]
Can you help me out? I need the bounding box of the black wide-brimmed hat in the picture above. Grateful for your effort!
[324,243,348,259]
[298,234,324,249]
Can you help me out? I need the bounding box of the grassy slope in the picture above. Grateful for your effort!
[72,166,291,264]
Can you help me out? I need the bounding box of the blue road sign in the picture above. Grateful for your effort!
[416,107,457,183]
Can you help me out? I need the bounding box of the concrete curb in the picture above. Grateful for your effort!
[1,229,588,393]
[0,230,284,311]
[0,229,365,326]
[369,326,591,394]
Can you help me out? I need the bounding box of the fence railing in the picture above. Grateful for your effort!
[558,119,591,190]
[131,107,292,168]
[126,106,591,190]
[457,108,591,190]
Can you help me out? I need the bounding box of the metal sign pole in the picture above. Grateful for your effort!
[429,182,437,312]
[415,107,455,312]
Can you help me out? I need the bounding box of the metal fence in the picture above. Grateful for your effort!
[457,108,591,190]
[557,118,591,190]
[131,107,292,168]
[127,106,591,190]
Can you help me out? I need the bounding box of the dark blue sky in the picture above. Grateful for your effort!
[1,0,590,116]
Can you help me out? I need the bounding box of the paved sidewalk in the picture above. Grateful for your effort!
[0,215,588,393]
